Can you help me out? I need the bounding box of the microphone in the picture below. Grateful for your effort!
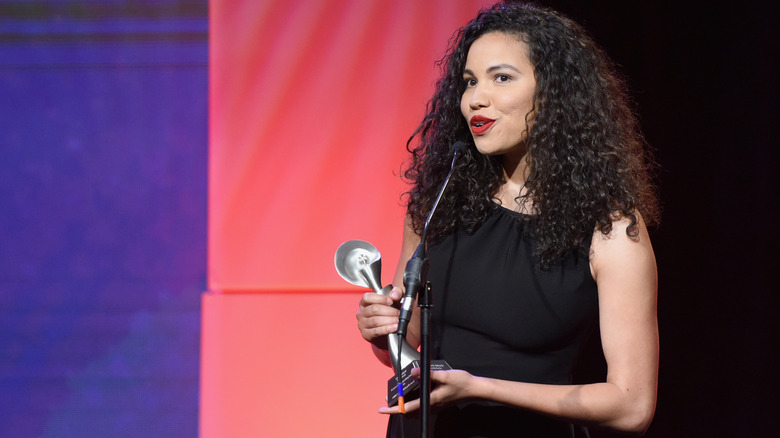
[396,141,466,338]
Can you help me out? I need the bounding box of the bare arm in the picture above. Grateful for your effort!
[380,215,659,434]
[357,216,422,366]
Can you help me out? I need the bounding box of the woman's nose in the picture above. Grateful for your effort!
[468,85,489,109]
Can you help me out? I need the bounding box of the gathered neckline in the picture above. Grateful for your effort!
[492,201,534,218]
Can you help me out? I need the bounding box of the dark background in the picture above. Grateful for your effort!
[0,0,777,437]
[541,1,779,437]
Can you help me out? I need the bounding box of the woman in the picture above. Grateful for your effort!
[357,2,660,436]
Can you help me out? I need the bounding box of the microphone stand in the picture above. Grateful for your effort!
[419,281,433,438]
[397,141,465,438]
[400,243,432,438]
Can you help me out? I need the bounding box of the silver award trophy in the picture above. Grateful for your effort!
[334,240,420,370]
[335,240,451,406]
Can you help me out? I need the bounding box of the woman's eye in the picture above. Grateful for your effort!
[464,78,477,87]
[496,74,511,83]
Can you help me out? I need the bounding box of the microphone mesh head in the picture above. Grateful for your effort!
[450,141,467,154]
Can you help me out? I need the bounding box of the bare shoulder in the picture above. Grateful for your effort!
[589,213,656,283]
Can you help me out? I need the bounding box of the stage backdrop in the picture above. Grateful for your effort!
[203,0,493,436]
[0,2,206,437]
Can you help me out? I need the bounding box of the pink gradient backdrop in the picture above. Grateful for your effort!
[204,1,492,436]
[209,0,492,291]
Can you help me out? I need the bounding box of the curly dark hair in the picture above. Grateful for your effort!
[403,1,660,268]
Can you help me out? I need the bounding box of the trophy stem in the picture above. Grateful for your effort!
[377,285,420,371]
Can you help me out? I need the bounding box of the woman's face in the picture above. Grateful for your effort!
[460,32,536,161]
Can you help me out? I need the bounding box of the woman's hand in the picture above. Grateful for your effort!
[378,369,478,414]
[356,286,404,346]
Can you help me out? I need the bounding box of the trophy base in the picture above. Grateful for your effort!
[386,360,452,407]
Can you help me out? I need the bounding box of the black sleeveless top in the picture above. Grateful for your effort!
[388,206,599,438]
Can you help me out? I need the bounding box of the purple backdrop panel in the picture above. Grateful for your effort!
[0,2,206,437]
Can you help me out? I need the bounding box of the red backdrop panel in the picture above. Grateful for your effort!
[200,292,391,437]
[209,0,493,291]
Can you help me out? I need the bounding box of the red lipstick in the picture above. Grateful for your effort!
[469,115,495,135]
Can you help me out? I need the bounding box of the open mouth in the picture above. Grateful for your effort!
[470,116,495,134]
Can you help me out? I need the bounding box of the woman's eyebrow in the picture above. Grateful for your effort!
[463,64,522,76]
[486,64,521,73]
